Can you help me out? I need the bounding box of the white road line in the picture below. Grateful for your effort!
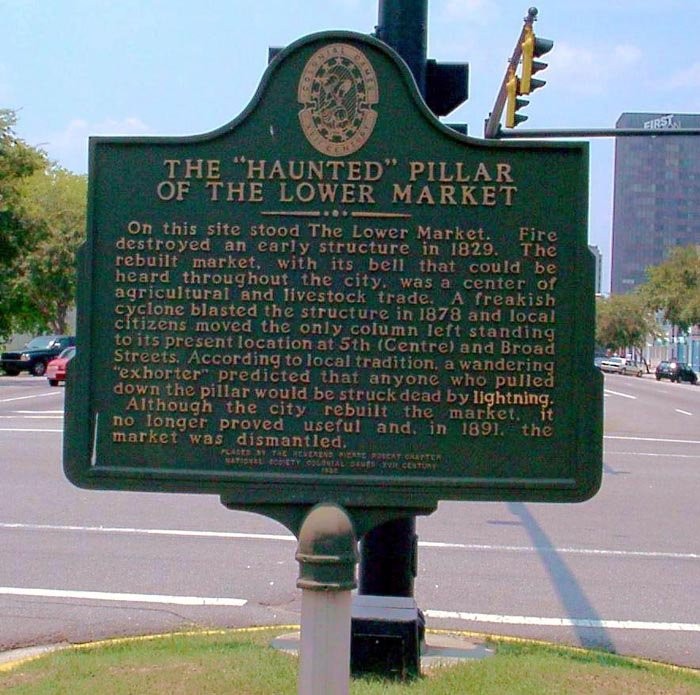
[0,416,63,419]
[0,587,246,607]
[605,435,700,445]
[0,393,62,403]
[0,522,296,542]
[0,588,694,633]
[0,428,63,432]
[611,451,700,459]
[675,409,693,416]
[603,389,637,399]
[1,523,697,560]
[425,609,700,632]
[14,410,64,414]
[419,541,699,559]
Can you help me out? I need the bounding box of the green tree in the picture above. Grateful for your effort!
[641,244,700,332]
[10,166,87,334]
[0,109,46,339]
[596,292,658,361]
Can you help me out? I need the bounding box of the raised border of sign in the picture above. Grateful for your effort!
[63,30,603,518]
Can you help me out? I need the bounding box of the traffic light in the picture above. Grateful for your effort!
[505,69,529,128]
[520,26,553,95]
[425,59,469,117]
[484,7,554,137]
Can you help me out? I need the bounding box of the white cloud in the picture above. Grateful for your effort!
[666,62,700,89]
[548,41,641,95]
[61,116,152,142]
[0,64,15,104]
[44,117,152,173]
[612,44,643,66]
[442,0,500,24]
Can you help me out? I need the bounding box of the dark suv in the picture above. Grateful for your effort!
[0,335,76,377]
[655,360,698,384]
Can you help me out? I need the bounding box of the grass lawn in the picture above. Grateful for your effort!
[1,627,698,694]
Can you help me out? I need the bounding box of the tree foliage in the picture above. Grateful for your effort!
[595,292,658,357]
[0,109,87,339]
[641,244,700,332]
[11,166,87,334]
[599,245,700,361]
[0,109,47,339]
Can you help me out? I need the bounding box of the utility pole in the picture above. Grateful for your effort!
[351,0,468,679]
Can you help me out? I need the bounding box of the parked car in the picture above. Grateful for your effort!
[45,346,76,386]
[0,335,76,377]
[655,361,698,384]
[599,356,644,377]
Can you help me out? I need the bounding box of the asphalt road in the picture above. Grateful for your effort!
[0,371,698,668]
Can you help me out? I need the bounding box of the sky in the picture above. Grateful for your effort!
[3,0,700,292]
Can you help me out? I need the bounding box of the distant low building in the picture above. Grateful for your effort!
[588,244,602,295]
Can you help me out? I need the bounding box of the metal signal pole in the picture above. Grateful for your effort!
[351,0,468,679]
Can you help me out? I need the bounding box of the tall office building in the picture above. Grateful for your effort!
[611,112,700,295]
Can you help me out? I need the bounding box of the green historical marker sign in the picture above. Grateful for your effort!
[64,31,603,517]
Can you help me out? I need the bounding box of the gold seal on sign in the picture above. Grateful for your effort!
[298,43,379,157]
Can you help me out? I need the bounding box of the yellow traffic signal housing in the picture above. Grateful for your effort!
[520,26,553,95]
[484,7,554,136]
[505,70,529,128]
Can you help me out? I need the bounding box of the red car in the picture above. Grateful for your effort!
[45,346,76,386]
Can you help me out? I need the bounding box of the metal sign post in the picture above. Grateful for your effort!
[296,503,358,695]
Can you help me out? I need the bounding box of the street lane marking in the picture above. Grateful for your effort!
[3,588,694,632]
[0,588,694,633]
[0,392,62,403]
[2,522,698,560]
[0,522,295,543]
[603,389,637,399]
[14,410,64,414]
[605,435,700,445]
[675,409,693,416]
[425,610,700,632]
[0,587,246,606]
[0,416,63,419]
[610,451,700,459]
[418,541,699,559]
[0,428,62,432]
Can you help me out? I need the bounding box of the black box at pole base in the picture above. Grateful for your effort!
[351,595,424,679]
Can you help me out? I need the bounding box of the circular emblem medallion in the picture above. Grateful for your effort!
[298,43,379,156]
